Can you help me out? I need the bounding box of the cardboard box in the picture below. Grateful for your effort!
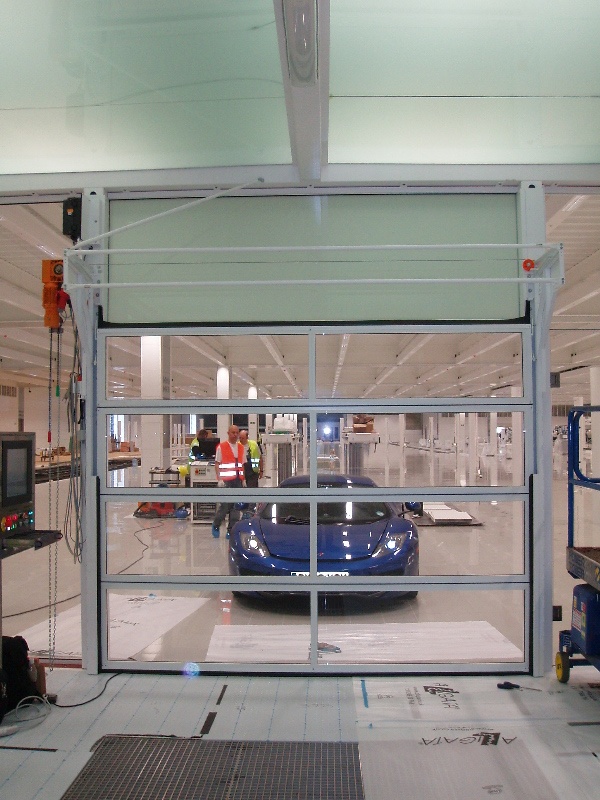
[353,414,374,433]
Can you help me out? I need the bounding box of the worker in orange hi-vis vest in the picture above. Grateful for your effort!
[212,424,246,538]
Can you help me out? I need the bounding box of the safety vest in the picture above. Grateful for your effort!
[246,439,262,472]
[218,440,245,481]
[188,438,199,462]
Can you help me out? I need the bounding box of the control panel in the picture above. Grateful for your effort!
[1,503,35,534]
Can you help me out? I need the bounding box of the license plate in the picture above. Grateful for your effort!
[291,571,349,577]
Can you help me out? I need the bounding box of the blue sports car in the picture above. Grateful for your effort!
[228,473,419,598]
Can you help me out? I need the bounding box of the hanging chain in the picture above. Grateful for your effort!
[47,328,60,671]
[47,330,53,527]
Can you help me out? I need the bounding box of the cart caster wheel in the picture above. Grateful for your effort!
[556,651,570,683]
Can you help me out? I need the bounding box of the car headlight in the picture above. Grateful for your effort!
[372,530,409,558]
[239,531,270,558]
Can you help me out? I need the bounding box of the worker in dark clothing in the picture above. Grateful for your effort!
[212,424,246,538]
[189,428,212,460]
[238,429,263,489]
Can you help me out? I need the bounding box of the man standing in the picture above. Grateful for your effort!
[212,424,246,538]
[238,429,263,488]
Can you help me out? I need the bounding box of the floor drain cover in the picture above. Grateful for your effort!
[60,736,365,799]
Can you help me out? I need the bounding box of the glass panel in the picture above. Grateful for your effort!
[317,589,525,666]
[104,410,526,489]
[105,334,308,400]
[313,411,525,488]
[106,195,521,325]
[419,500,524,576]
[313,497,524,577]
[329,97,600,165]
[0,1,289,175]
[104,410,525,490]
[572,487,600,551]
[105,501,229,578]
[569,410,600,549]
[105,587,524,666]
[330,2,600,165]
[106,493,524,580]
[105,588,311,665]
[316,331,523,399]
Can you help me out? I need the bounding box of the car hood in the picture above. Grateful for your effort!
[257,518,390,560]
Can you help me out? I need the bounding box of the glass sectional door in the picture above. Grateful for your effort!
[95,323,532,675]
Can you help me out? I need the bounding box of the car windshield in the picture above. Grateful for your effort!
[260,501,391,525]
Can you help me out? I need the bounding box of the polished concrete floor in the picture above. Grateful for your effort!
[1,452,599,797]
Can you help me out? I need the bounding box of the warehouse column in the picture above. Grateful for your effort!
[247,385,258,440]
[455,412,466,485]
[468,412,478,484]
[140,336,171,485]
[397,414,406,487]
[216,367,231,442]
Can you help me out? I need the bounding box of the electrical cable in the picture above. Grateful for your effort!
[54,673,120,708]
[62,310,85,562]
[2,593,81,619]
[116,524,162,574]
[0,696,52,738]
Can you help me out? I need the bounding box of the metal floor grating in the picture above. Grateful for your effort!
[60,736,365,800]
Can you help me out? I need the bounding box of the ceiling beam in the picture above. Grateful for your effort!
[260,333,302,396]
[275,0,329,182]
[175,335,226,366]
[331,332,350,397]
[0,343,68,370]
[0,204,69,258]
[0,278,43,316]
[362,334,435,397]
[0,327,73,352]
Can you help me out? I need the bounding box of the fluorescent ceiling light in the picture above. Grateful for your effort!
[282,0,317,86]
[561,195,586,214]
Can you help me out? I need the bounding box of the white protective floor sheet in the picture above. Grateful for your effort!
[205,620,522,664]
[19,596,207,660]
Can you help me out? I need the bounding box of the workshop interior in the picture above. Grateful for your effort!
[1,3,600,799]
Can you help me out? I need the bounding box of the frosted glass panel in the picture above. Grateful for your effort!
[330,2,600,164]
[0,0,289,174]
[329,98,600,165]
[105,194,520,323]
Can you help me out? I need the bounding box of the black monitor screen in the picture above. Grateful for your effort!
[2,439,33,507]
[191,439,219,460]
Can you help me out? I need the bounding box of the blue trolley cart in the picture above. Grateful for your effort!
[556,406,600,682]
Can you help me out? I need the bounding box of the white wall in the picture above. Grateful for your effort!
[0,384,70,453]
[0,391,18,431]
